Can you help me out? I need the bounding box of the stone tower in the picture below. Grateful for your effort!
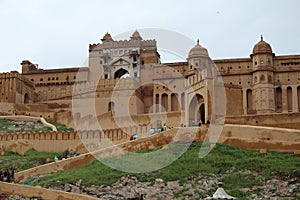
[250,36,275,114]
[186,40,211,124]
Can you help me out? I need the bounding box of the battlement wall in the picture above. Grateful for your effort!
[225,112,300,130]
[0,124,150,154]
[89,39,156,51]
[0,71,34,88]
[14,124,300,183]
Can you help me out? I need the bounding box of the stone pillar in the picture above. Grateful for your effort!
[205,86,209,123]
[115,129,118,140]
[184,92,189,126]
[152,93,156,113]
[119,130,122,140]
[292,85,298,112]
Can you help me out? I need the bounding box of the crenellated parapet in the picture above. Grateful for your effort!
[89,39,156,52]
[0,130,78,141]
[0,71,34,88]
[0,71,36,103]
[0,123,151,143]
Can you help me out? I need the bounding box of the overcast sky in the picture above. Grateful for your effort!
[0,0,299,72]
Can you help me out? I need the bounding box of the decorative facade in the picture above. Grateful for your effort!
[0,31,300,126]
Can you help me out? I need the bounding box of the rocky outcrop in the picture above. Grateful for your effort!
[39,174,300,200]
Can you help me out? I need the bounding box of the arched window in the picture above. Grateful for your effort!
[275,87,282,112]
[268,75,272,83]
[246,89,253,113]
[24,93,29,104]
[161,93,168,112]
[298,86,300,112]
[287,87,293,112]
[171,93,179,111]
[108,101,115,112]
[254,76,257,83]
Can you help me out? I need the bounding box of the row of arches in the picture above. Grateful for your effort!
[107,93,185,114]
[275,86,300,112]
[155,92,185,113]
[246,86,300,113]
[107,92,206,126]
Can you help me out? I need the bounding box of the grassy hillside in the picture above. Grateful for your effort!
[0,149,62,171]
[0,118,72,133]
[21,142,300,199]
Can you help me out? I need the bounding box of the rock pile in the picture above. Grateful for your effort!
[19,173,300,199]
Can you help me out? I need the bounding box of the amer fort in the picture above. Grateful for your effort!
[0,30,299,199]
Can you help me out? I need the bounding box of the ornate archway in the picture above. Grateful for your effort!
[114,68,129,79]
[188,94,205,126]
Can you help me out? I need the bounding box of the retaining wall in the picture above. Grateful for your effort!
[14,124,300,183]
[0,182,98,200]
[0,124,151,155]
[225,112,300,129]
[14,127,205,182]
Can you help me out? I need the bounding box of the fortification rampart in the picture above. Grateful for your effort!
[0,71,34,88]
[14,127,205,183]
[13,124,300,183]
[0,124,151,154]
[225,112,300,130]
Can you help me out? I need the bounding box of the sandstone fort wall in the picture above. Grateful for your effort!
[12,125,300,183]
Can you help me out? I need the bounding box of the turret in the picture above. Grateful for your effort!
[251,35,275,71]
[21,60,38,74]
[250,36,275,114]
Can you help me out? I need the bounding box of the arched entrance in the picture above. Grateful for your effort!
[108,101,115,112]
[188,94,205,126]
[114,68,129,79]
[24,93,29,104]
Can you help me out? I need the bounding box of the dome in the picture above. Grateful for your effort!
[101,32,113,42]
[252,35,272,54]
[188,40,209,58]
[130,30,142,40]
